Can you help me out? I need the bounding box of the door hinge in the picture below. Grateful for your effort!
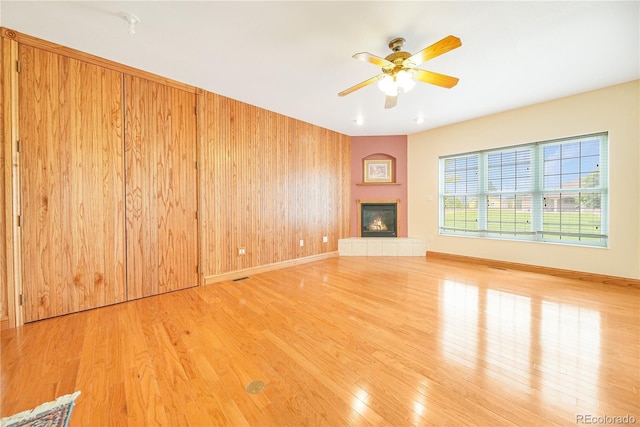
[195,211,198,220]
[16,214,21,227]
[195,160,198,169]
[16,140,21,153]
[16,60,21,73]
[19,294,24,306]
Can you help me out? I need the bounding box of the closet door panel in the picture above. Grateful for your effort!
[125,76,198,299]
[19,46,125,322]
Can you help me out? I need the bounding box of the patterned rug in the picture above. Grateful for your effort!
[0,392,80,427]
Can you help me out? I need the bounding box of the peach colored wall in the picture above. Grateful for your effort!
[350,135,408,237]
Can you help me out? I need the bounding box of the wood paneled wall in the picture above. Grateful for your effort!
[200,92,350,277]
[0,28,352,325]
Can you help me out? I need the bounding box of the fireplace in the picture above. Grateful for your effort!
[360,203,397,237]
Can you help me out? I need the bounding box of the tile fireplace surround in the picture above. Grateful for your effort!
[338,238,427,256]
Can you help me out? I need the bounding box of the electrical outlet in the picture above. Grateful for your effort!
[322,236,328,243]
[299,239,304,247]
[238,247,246,255]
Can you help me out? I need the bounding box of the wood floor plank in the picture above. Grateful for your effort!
[2,256,639,426]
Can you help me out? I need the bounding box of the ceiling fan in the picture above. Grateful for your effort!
[338,35,462,109]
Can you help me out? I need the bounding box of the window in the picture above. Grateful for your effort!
[439,133,608,247]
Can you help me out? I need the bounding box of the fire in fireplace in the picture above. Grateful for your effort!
[361,203,397,237]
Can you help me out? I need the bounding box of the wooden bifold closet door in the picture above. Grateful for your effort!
[19,46,198,322]
[124,75,198,300]
[19,45,126,322]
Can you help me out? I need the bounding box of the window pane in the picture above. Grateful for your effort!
[543,140,600,191]
[581,156,599,175]
[444,155,478,195]
[543,145,561,160]
[561,173,580,189]
[487,194,532,236]
[561,142,580,158]
[562,158,580,175]
[542,192,604,243]
[443,196,478,233]
[544,174,561,189]
[580,191,601,209]
[581,139,599,156]
[487,149,531,192]
[544,159,561,180]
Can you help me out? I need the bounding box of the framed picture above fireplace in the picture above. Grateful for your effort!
[363,159,393,183]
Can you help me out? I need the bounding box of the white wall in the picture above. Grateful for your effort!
[408,80,640,279]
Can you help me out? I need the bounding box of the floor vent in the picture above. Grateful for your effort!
[232,276,250,282]
[245,380,265,394]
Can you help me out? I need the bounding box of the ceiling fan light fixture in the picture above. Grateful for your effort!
[377,70,416,97]
[378,75,399,96]
[396,70,416,93]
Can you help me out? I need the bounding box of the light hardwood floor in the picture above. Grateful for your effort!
[2,256,639,426]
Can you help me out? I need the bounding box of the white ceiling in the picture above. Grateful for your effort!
[1,1,638,136]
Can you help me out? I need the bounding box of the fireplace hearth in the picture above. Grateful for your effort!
[360,203,397,237]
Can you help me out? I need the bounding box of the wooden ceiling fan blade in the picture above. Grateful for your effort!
[338,74,383,97]
[353,52,393,69]
[405,35,461,67]
[414,69,459,88]
[384,95,397,109]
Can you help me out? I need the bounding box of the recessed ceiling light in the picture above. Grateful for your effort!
[355,117,364,125]
[415,116,425,124]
